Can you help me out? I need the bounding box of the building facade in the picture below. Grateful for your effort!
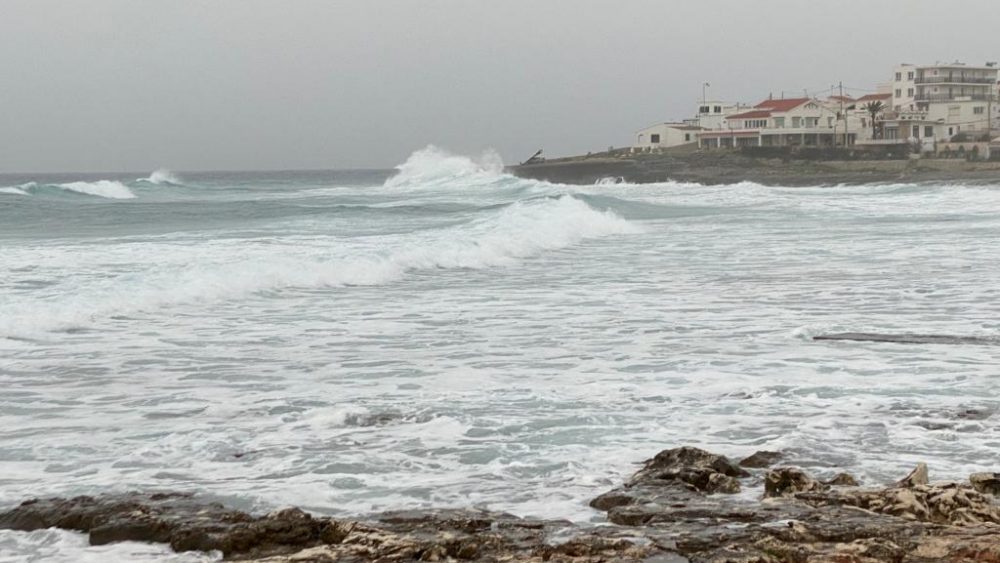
[634,123,703,150]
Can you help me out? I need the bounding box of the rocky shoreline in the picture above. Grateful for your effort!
[508,151,1000,186]
[4,447,1000,562]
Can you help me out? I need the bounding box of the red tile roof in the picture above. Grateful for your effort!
[855,93,891,103]
[754,97,811,112]
[727,110,772,120]
[829,95,854,102]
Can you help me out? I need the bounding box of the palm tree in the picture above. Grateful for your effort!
[863,100,885,140]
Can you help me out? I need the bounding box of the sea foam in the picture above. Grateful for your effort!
[0,195,636,338]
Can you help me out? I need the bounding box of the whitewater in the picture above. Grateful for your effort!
[3,148,1000,561]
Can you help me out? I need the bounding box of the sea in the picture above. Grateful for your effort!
[2,146,1000,561]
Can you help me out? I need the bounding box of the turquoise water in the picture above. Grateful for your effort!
[3,147,1000,561]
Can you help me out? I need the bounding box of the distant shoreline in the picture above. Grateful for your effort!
[509,149,1000,186]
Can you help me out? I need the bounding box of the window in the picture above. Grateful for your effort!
[744,119,767,128]
[974,106,985,114]
[895,72,902,81]
[699,106,710,114]
[907,71,914,80]
[774,117,785,128]
[714,106,722,113]
[685,133,691,142]
[912,125,920,138]
[948,127,954,136]
[924,126,933,137]
[907,88,914,97]
[895,89,902,97]
[792,117,802,128]
[650,134,660,144]
[827,117,834,127]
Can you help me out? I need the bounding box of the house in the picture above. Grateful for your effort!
[698,97,855,148]
[695,100,749,130]
[634,123,704,150]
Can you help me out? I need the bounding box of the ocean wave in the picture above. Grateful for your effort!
[0,195,637,338]
[384,145,509,189]
[56,180,136,199]
[138,168,183,185]
[3,180,137,199]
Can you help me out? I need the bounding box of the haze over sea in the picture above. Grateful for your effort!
[2,147,1000,561]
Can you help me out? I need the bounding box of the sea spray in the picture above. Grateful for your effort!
[139,169,183,185]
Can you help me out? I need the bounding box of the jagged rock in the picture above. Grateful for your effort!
[738,451,783,469]
[824,472,860,487]
[10,449,1000,562]
[628,446,748,494]
[763,467,827,498]
[895,462,929,488]
[969,472,1000,496]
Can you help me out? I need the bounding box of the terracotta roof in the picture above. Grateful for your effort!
[855,93,892,102]
[754,97,811,112]
[829,95,854,102]
[727,110,772,120]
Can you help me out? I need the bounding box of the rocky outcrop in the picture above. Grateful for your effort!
[5,448,1000,562]
[738,451,783,469]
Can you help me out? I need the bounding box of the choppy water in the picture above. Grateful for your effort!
[3,147,1000,561]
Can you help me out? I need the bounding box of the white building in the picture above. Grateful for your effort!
[634,122,704,150]
[695,100,748,130]
[891,64,917,111]
[878,61,999,151]
[698,97,858,148]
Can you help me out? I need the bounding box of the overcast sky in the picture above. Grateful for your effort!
[2,0,999,173]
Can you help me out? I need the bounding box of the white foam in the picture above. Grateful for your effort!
[0,195,636,338]
[139,168,183,185]
[0,528,219,562]
[56,180,136,199]
[384,145,507,189]
[0,186,28,196]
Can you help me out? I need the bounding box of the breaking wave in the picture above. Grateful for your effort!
[2,180,136,199]
[139,168,183,185]
[0,195,637,338]
[384,145,509,189]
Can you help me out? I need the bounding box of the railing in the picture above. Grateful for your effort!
[915,76,996,85]
[914,93,996,102]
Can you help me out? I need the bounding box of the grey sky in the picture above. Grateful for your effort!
[2,0,999,173]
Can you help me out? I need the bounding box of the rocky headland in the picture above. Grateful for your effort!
[4,447,1000,562]
[508,149,1000,186]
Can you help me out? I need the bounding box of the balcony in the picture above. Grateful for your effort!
[914,93,995,102]
[915,76,996,85]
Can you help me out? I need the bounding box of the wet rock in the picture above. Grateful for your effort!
[763,467,827,498]
[738,450,783,469]
[969,472,1000,496]
[824,472,860,487]
[627,446,748,494]
[895,462,929,488]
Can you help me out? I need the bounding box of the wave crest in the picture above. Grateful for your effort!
[56,181,136,199]
[0,196,636,338]
[139,169,183,185]
[385,146,507,189]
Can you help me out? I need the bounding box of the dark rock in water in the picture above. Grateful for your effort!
[738,450,783,468]
[824,472,860,487]
[813,332,999,346]
[970,473,1000,496]
[763,467,828,498]
[10,448,1000,562]
[0,493,327,558]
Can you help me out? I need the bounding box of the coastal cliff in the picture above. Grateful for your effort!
[509,148,1000,186]
[6,447,1000,562]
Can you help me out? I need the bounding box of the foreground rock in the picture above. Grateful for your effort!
[5,447,1000,562]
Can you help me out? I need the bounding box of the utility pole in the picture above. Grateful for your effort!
[840,82,850,147]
